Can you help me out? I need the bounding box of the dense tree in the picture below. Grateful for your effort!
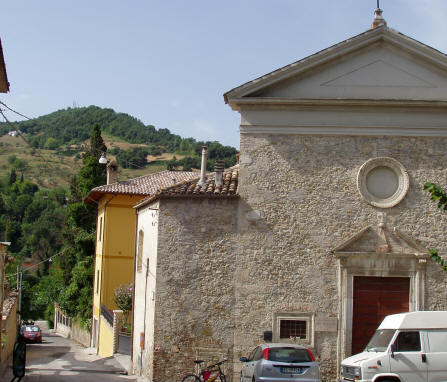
[116,147,148,169]
[424,182,447,272]
[58,124,107,327]
[1,173,67,321]
[8,168,16,185]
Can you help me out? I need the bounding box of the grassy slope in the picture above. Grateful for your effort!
[0,133,183,189]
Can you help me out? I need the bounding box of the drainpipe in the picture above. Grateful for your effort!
[198,146,208,188]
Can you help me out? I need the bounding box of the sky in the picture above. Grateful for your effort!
[1,1,447,148]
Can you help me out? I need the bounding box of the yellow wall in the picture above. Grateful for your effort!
[93,208,105,319]
[101,195,140,309]
[98,317,114,358]
[1,296,17,362]
[92,194,143,355]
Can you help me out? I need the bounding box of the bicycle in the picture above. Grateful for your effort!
[181,359,227,382]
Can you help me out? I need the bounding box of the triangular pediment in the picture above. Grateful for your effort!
[225,27,447,105]
[321,60,435,88]
[333,225,428,256]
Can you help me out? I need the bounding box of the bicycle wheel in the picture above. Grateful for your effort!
[181,374,201,382]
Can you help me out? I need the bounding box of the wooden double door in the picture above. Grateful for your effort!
[351,276,410,355]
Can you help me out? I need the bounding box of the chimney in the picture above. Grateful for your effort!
[371,7,387,29]
[107,159,118,184]
[214,160,225,187]
[198,146,208,187]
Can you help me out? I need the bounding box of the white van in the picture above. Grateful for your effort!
[340,311,447,382]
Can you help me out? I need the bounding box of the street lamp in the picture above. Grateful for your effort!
[98,153,107,164]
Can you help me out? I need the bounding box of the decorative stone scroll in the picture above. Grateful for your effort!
[357,157,409,208]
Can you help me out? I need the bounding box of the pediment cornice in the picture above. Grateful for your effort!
[332,222,430,259]
[230,97,447,111]
[225,27,447,109]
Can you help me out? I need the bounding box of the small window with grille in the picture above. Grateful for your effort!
[280,320,307,339]
[273,312,314,346]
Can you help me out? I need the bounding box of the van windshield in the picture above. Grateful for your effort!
[365,329,396,352]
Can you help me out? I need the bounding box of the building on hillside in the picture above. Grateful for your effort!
[130,10,447,382]
[8,130,23,137]
[0,36,8,93]
[85,161,197,358]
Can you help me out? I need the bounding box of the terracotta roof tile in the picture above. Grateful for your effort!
[135,166,239,209]
[85,170,198,203]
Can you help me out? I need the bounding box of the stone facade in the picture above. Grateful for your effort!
[234,134,447,380]
[133,198,238,381]
[132,25,447,382]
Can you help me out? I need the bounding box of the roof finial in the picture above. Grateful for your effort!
[371,0,387,29]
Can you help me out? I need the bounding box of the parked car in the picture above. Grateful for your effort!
[340,311,447,382]
[20,324,42,343]
[240,343,321,382]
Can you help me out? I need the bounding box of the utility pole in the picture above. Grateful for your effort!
[17,265,22,325]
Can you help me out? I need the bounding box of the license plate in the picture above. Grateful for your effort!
[280,367,303,374]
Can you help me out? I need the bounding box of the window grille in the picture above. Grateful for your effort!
[279,320,307,339]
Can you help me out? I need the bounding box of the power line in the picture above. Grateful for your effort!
[5,251,64,280]
[0,100,33,120]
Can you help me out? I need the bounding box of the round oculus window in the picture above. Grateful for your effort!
[357,157,409,208]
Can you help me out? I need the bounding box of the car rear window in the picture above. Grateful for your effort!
[268,347,312,362]
[25,326,40,332]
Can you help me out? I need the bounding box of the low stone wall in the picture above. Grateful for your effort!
[54,303,90,348]
[1,292,18,362]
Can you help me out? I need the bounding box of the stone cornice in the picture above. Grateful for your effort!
[231,98,447,111]
[239,125,447,137]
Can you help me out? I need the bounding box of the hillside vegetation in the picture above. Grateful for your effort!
[0,105,237,187]
[0,110,237,325]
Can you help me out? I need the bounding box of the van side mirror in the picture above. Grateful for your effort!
[240,357,248,362]
[390,344,396,358]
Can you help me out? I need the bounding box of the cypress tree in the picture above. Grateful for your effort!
[8,168,17,185]
[59,124,107,326]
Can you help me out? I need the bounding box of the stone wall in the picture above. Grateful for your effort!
[234,133,447,381]
[152,198,238,382]
[1,292,18,362]
[54,304,91,348]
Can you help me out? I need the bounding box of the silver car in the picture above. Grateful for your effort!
[240,343,321,382]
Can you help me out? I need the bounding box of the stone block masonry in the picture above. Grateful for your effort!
[152,198,238,382]
[135,134,447,382]
[234,133,447,381]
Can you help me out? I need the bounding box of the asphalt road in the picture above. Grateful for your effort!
[1,329,137,381]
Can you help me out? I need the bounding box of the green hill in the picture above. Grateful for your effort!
[0,105,237,187]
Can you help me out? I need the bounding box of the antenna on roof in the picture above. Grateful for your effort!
[371,0,387,29]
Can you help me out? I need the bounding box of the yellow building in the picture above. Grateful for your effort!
[86,162,196,357]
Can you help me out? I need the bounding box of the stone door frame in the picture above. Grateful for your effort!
[336,252,427,367]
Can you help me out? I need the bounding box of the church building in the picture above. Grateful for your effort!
[131,9,447,381]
